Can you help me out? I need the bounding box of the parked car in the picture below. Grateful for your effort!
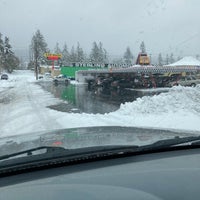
[168,76,200,87]
[44,72,51,78]
[53,74,70,85]
[38,75,44,79]
[1,74,8,80]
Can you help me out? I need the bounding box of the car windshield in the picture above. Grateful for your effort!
[0,0,200,157]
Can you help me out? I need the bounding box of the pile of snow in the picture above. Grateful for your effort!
[0,70,200,138]
[113,85,200,131]
[165,56,200,67]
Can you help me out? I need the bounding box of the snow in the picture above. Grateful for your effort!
[165,56,200,67]
[0,70,200,139]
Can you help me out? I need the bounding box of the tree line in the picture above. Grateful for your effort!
[29,30,109,70]
[0,33,20,73]
[29,30,147,70]
[29,30,184,67]
[29,30,187,78]
[0,30,196,76]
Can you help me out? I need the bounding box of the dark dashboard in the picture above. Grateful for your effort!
[1,148,200,200]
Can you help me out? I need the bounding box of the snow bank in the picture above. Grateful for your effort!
[112,85,200,131]
[0,70,200,138]
[55,85,200,132]
[165,56,200,67]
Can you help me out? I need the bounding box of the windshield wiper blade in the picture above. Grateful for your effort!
[1,135,200,162]
[0,145,140,163]
[138,135,200,152]
[0,135,200,172]
[0,146,66,161]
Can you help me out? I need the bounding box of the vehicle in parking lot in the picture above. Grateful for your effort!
[168,76,200,87]
[53,74,70,85]
[44,72,51,78]
[1,74,8,80]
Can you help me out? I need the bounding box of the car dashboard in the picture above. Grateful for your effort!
[0,148,200,200]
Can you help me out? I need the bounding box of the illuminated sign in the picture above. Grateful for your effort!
[44,53,62,60]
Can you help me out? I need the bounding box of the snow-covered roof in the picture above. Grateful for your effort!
[165,56,200,67]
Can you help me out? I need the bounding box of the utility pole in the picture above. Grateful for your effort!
[33,40,39,80]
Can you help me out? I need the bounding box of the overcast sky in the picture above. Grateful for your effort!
[0,0,200,59]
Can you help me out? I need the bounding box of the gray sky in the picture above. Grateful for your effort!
[0,0,200,59]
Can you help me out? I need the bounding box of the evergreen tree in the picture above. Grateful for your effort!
[90,41,107,65]
[69,46,77,63]
[76,42,85,63]
[169,53,175,64]
[0,35,19,73]
[123,47,133,65]
[54,42,62,66]
[103,48,109,64]
[0,33,4,71]
[54,42,62,54]
[62,43,69,66]
[98,42,104,64]
[158,53,163,66]
[165,54,169,65]
[3,37,19,73]
[90,41,100,65]
[140,41,146,53]
[31,30,48,79]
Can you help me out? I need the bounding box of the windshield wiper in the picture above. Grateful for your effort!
[139,135,200,152]
[0,145,139,165]
[0,145,139,175]
[1,135,200,162]
[0,135,200,175]
[0,146,66,161]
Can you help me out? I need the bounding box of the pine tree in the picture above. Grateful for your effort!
[158,53,163,66]
[99,42,108,65]
[0,33,4,71]
[169,53,175,64]
[90,42,100,65]
[54,42,62,66]
[98,42,104,64]
[31,30,48,79]
[165,54,169,65]
[90,42,108,65]
[54,42,61,54]
[69,46,77,64]
[76,42,85,63]
[123,47,133,65]
[140,41,146,53]
[2,36,19,73]
[103,48,108,64]
[62,43,69,66]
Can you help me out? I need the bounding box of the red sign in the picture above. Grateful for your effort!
[44,53,62,60]
[47,55,60,60]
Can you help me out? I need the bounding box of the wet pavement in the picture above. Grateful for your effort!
[38,81,166,114]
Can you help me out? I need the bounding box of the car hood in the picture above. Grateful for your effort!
[0,126,197,156]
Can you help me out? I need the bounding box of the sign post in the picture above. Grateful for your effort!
[44,53,62,70]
